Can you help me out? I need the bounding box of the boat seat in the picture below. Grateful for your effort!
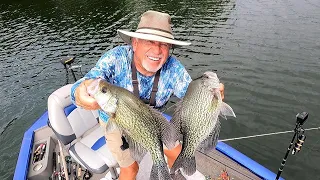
[47,84,118,174]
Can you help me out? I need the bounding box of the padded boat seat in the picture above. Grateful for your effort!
[47,84,117,174]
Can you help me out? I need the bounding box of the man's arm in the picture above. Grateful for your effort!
[70,50,117,110]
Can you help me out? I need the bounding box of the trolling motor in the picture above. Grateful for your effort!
[60,56,83,84]
[275,112,308,180]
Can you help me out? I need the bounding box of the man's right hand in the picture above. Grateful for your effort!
[75,79,100,110]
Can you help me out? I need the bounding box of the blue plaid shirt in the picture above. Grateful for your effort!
[71,45,191,122]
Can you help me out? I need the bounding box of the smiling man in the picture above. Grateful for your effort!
[71,10,224,180]
[132,39,170,75]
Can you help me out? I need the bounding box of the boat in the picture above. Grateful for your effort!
[13,57,284,180]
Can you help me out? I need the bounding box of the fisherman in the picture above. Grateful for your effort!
[71,10,224,180]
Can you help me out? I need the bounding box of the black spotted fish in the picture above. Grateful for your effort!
[87,78,178,180]
[171,72,236,176]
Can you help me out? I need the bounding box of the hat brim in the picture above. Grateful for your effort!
[117,30,191,46]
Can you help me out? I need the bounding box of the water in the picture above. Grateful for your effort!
[0,0,319,179]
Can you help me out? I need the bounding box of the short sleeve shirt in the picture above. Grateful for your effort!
[71,45,191,122]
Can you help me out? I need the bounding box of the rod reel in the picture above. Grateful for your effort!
[60,56,83,84]
[275,112,309,180]
[291,112,308,155]
[292,133,306,155]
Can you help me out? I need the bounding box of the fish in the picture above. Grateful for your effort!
[170,72,236,176]
[87,78,178,180]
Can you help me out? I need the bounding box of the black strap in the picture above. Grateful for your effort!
[131,61,140,98]
[150,70,160,106]
[131,61,160,107]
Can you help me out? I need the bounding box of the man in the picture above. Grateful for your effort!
[71,10,224,180]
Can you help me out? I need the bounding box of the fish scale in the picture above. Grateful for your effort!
[88,79,179,180]
[182,82,218,152]
[171,72,236,176]
[115,100,163,159]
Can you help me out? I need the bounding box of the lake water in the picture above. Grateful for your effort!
[0,0,319,179]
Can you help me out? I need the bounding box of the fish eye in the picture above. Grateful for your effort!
[101,87,108,93]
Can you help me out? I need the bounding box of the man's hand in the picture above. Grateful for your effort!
[75,79,100,110]
[219,83,225,100]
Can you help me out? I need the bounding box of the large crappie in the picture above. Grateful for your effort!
[171,72,236,176]
[87,78,178,180]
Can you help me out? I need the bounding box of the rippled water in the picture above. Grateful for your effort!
[1,0,319,179]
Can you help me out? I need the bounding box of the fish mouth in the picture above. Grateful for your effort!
[193,72,218,81]
[203,71,218,79]
[87,78,102,96]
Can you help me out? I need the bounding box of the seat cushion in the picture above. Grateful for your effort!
[95,143,118,167]
[69,142,108,174]
[67,107,99,138]
[69,125,118,173]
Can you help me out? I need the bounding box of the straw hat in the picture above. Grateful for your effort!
[117,10,191,46]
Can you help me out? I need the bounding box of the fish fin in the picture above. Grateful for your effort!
[209,96,219,112]
[171,100,184,137]
[162,122,180,150]
[198,120,221,153]
[106,112,116,119]
[105,119,120,133]
[150,161,172,180]
[220,102,236,118]
[123,133,147,162]
[171,153,196,176]
[148,106,180,149]
[108,94,118,114]
[172,169,187,180]
[219,114,227,120]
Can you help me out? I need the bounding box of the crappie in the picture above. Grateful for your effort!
[171,72,236,176]
[87,78,178,180]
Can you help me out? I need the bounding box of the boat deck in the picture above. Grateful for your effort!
[195,150,261,180]
[30,126,261,180]
[135,149,261,180]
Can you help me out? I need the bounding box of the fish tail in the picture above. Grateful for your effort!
[182,156,196,176]
[171,170,186,180]
[150,161,171,180]
[171,153,196,176]
[149,107,179,149]
[162,121,180,149]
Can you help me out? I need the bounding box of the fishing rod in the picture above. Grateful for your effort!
[219,112,309,179]
[58,140,70,180]
[218,112,310,179]
[60,56,83,84]
[275,112,308,180]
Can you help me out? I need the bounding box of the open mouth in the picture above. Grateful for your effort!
[147,56,161,61]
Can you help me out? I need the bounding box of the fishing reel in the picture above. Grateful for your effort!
[292,134,306,155]
[292,112,308,155]
[296,111,308,126]
[276,111,309,180]
[60,56,83,84]
[61,56,75,66]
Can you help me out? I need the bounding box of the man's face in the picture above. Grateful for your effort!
[132,38,171,76]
